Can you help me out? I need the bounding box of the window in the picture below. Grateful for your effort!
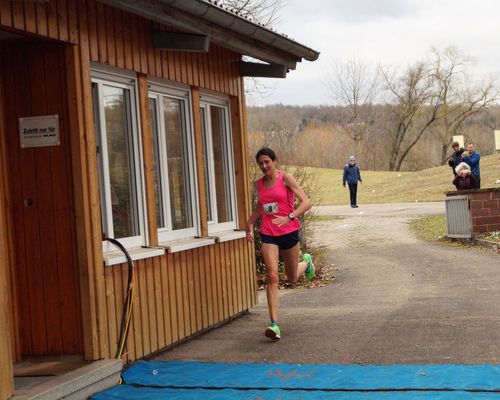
[92,71,146,252]
[200,96,237,233]
[149,84,198,242]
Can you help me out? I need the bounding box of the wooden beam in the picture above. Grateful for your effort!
[137,73,158,246]
[239,61,287,78]
[0,57,14,400]
[190,87,208,237]
[65,43,102,360]
[66,4,111,358]
[230,94,250,230]
[0,48,21,364]
[152,30,209,52]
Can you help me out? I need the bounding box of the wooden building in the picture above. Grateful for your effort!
[0,0,319,398]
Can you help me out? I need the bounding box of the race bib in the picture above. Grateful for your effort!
[263,202,278,215]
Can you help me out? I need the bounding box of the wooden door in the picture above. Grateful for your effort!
[1,42,83,356]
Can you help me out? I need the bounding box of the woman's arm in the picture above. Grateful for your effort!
[245,185,262,241]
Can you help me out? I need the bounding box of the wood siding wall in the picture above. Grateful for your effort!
[0,0,242,97]
[0,0,256,367]
[105,240,256,362]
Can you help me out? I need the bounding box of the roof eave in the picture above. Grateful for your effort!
[161,0,320,62]
[97,0,320,69]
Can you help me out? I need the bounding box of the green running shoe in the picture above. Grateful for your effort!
[302,253,315,281]
[265,323,281,341]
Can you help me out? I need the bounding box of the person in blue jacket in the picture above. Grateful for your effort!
[343,155,362,208]
[461,142,481,189]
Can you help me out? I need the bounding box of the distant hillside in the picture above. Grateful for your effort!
[248,104,500,172]
[307,153,500,205]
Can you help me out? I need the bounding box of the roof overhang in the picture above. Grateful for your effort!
[97,0,320,72]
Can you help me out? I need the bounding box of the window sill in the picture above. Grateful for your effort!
[103,246,165,267]
[161,237,216,253]
[212,230,247,243]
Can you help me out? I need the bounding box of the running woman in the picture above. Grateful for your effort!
[245,147,315,341]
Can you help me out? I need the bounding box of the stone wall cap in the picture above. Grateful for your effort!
[445,187,500,196]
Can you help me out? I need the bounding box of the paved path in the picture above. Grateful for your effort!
[155,202,500,365]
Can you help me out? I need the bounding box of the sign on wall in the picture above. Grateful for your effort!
[452,135,464,148]
[19,115,60,148]
[495,130,500,151]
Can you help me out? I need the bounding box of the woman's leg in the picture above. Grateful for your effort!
[281,242,308,283]
[261,243,280,322]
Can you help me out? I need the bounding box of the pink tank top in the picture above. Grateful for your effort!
[258,170,300,236]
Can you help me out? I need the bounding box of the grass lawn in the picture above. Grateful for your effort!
[305,153,500,205]
[409,215,447,242]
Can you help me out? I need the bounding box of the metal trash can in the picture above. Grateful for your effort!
[445,194,472,238]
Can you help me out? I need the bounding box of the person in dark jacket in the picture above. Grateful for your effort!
[461,142,481,189]
[343,156,362,208]
[453,162,478,190]
[447,141,465,176]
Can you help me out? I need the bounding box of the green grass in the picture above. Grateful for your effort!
[484,231,500,243]
[306,153,500,205]
[409,215,447,242]
[309,215,343,222]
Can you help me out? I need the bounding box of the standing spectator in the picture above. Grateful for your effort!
[343,155,362,208]
[453,162,478,190]
[462,142,481,189]
[447,141,465,176]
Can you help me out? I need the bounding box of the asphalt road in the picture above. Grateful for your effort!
[154,202,500,365]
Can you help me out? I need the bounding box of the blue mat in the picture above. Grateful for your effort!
[121,361,500,391]
[92,385,500,400]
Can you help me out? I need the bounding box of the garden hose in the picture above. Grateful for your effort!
[104,238,135,361]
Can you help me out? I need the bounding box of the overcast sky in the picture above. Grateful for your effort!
[245,0,500,106]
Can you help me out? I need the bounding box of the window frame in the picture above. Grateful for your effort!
[200,94,238,234]
[148,82,200,243]
[91,68,147,253]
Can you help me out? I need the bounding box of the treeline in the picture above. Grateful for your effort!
[247,48,500,171]
[247,103,499,171]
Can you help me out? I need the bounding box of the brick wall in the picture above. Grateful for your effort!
[446,188,500,236]
[469,189,500,234]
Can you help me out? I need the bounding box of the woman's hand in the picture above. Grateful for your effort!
[272,215,290,227]
[245,229,254,242]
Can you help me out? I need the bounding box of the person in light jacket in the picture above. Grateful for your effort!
[343,155,362,208]
[461,142,481,189]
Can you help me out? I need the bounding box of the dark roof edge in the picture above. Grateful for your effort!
[160,0,320,62]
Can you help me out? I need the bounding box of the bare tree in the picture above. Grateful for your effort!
[429,47,499,164]
[326,59,380,157]
[219,0,284,27]
[382,61,445,171]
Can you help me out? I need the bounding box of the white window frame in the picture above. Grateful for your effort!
[200,94,238,234]
[91,68,147,253]
[149,82,200,243]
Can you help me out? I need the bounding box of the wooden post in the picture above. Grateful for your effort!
[230,94,250,229]
[0,67,14,400]
[66,13,110,359]
[0,213,14,400]
[138,73,158,245]
[191,87,208,237]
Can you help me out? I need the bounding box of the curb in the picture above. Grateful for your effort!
[473,238,500,252]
